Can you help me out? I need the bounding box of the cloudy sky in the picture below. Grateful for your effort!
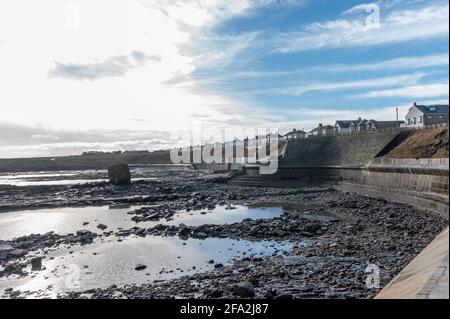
[0,0,448,158]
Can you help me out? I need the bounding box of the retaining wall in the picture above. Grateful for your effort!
[281,129,407,167]
[242,158,449,218]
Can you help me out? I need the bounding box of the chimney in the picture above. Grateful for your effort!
[413,102,417,106]
[293,128,296,132]
[319,123,323,127]
[358,117,361,121]
[396,107,399,127]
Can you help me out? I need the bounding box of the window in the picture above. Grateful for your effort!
[413,117,417,124]
[428,115,433,120]
[439,115,444,120]
[419,116,423,123]
[430,106,437,111]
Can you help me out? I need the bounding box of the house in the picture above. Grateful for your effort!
[335,119,361,134]
[366,120,404,131]
[350,118,369,133]
[265,133,283,143]
[283,128,307,140]
[309,123,334,136]
[405,103,449,127]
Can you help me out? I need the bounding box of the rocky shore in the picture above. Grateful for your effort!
[59,191,446,299]
[0,168,447,299]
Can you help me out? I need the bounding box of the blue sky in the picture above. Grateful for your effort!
[0,0,448,157]
[191,0,449,129]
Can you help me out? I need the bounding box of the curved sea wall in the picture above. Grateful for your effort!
[281,129,408,167]
[237,130,449,218]
[231,129,449,299]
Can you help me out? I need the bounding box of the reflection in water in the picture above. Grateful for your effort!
[0,170,157,186]
[0,236,292,298]
[0,205,283,240]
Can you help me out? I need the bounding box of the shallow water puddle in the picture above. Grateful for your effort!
[0,205,283,240]
[0,236,292,298]
[165,205,282,227]
[0,170,158,187]
[0,206,143,240]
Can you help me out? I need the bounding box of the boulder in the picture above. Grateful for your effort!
[108,163,131,185]
[177,227,191,239]
[135,264,147,271]
[0,243,14,251]
[0,243,14,260]
[97,224,108,231]
[31,257,43,271]
[232,281,255,297]
[8,249,27,258]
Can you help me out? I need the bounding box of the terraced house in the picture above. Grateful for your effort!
[283,128,307,140]
[405,103,449,127]
[334,119,361,134]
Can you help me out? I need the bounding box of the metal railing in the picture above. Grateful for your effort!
[283,122,449,140]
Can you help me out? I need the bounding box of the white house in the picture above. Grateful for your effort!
[405,103,449,127]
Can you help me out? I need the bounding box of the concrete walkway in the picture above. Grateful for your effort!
[376,227,449,299]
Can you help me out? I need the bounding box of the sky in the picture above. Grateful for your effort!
[0,0,448,158]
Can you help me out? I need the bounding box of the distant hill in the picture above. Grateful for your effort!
[0,150,172,172]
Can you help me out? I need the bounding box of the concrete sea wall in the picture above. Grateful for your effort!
[281,129,407,167]
[337,158,449,218]
[241,159,449,218]
[236,130,449,218]
[230,130,449,299]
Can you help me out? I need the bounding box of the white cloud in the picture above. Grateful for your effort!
[48,51,161,80]
[358,83,450,98]
[273,2,449,53]
[0,0,269,135]
[314,53,449,73]
[269,73,426,95]
[0,0,448,158]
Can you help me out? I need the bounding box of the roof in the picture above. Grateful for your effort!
[356,119,369,126]
[414,104,449,114]
[309,125,334,133]
[284,129,307,136]
[368,120,405,129]
[335,120,359,129]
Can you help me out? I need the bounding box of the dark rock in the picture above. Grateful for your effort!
[275,294,293,299]
[193,232,208,239]
[178,227,191,237]
[31,257,43,271]
[0,243,14,260]
[209,289,223,298]
[135,264,147,271]
[108,163,131,185]
[232,281,255,298]
[97,224,108,231]
[8,249,27,258]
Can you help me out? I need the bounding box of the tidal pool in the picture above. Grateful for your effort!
[0,236,293,298]
[0,205,283,240]
[0,170,156,186]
